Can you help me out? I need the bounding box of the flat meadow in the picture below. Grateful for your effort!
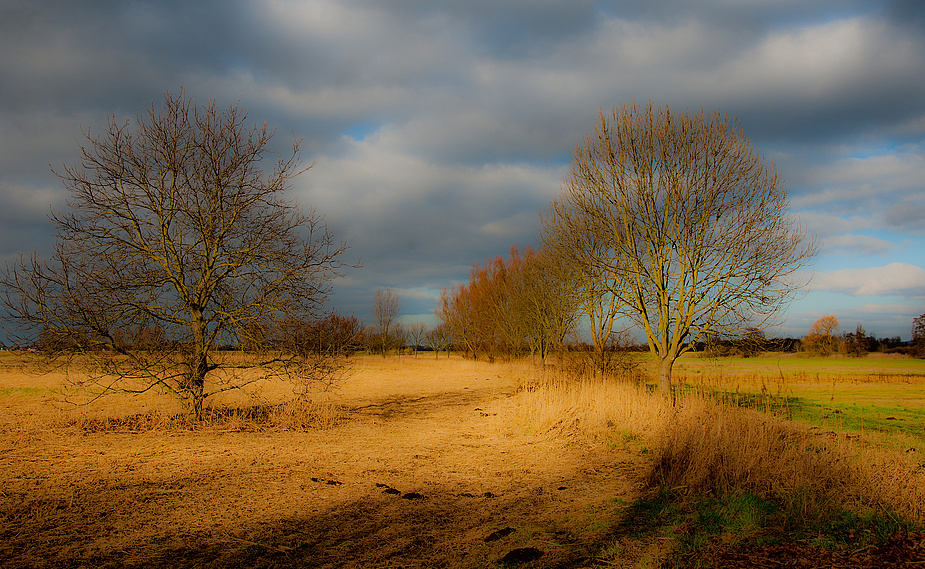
[670,354,925,445]
[1,351,924,568]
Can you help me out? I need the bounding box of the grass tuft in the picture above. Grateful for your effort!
[73,399,346,433]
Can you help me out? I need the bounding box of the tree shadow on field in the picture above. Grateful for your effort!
[1,380,623,569]
[3,475,597,568]
[150,493,561,568]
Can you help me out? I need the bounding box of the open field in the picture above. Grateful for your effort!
[2,352,925,568]
[671,354,925,445]
[0,354,653,568]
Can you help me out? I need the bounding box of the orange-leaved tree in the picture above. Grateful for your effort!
[803,315,840,356]
[436,245,578,362]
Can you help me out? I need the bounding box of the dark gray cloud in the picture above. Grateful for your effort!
[1,0,924,336]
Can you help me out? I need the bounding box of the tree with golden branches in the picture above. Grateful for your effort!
[542,102,816,394]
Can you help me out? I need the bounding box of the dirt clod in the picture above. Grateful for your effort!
[484,527,515,542]
[500,547,543,565]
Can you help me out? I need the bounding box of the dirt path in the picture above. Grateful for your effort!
[0,358,650,568]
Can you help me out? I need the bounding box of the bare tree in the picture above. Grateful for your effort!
[515,246,581,364]
[405,322,428,357]
[0,91,350,419]
[392,322,407,358]
[426,323,453,359]
[435,245,577,362]
[542,197,621,373]
[543,102,816,395]
[371,288,400,357]
[914,313,925,358]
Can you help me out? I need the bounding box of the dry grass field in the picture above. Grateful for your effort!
[0,354,658,568]
[2,352,924,568]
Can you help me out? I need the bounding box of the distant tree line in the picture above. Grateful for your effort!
[780,314,923,358]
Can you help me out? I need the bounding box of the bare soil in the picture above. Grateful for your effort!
[0,356,650,568]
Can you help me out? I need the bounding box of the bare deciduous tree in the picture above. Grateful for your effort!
[371,288,400,357]
[913,313,925,358]
[392,322,408,357]
[405,322,427,357]
[0,91,350,419]
[436,245,578,363]
[543,102,816,394]
[515,246,581,364]
[426,323,453,359]
[542,197,621,373]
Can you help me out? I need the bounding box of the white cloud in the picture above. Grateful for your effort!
[798,212,873,237]
[811,263,925,297]
[794,146,925,206]
[822,234,895,255]
[299,135,564,294]
[857,303,923,316]
[885,202,925,234]
[702,17,924,106]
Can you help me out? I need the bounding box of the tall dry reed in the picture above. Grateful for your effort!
[509,359,925,523]
[651,398,925,521]
[511,366,671,439]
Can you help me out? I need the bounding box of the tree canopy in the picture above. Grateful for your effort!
[542,102,816,394]
[0,91,350,418]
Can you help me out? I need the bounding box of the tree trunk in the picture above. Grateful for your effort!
[657,356,673,397]
[187,311,208,420]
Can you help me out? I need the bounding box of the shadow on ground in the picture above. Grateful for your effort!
[4,474,607,568]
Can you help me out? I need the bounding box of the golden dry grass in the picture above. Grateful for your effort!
[0,354,651,568]
[512,359,925,525]
[2,352,923,568]
[649,398,925,521]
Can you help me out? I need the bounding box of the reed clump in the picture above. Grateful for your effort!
[511,357,925,524]
[650,398,924,522]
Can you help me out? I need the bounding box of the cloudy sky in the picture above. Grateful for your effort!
[2,0,924,340]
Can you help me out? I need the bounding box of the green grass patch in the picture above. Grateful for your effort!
[668,355,925,445]
[0,387,51,397]
[676,384,925,445]
[675,353,925,377]
[599,489,916,567]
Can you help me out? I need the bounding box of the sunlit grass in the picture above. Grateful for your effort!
[509,354,925,563]
[667,354,925,447]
